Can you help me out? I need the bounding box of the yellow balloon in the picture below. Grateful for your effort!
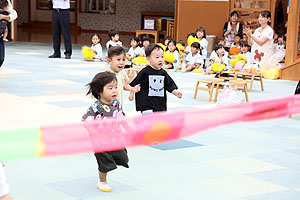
[132,56,148,65]
[157,43,166,51]
[164,52,175,63]
[81,46,94,60]
[212,62,226,72]
[187,35,199,47]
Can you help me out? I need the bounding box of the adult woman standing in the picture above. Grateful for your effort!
[243,10,274,69]
[0,0,17,67]
[223,11,243,49]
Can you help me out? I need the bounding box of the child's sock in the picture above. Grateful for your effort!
[97,181,112,192]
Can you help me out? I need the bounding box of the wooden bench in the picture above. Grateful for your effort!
[214,80,249,102]
[194,78,225,102]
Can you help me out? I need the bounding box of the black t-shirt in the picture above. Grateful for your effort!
[130,66,178,112]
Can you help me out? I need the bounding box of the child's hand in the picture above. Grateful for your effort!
[133,84,141,92]
[128,92,134,101]
[172,90,182,99]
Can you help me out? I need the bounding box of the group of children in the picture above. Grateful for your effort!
[82,44,182,192]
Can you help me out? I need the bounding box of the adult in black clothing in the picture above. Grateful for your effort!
[49,0,72,59]
[223,11,243,50]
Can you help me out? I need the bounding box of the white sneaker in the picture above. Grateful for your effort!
[97,182,112,192]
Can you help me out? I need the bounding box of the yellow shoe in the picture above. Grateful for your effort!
[97,182,112,192]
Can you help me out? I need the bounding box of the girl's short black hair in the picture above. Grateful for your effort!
[145,44,164,57]
[86,72,117,99]
[167,39,176,46]
[177,40,185,46]
[216,38,225,45]
[108,29,119,39]
[107,46,126,59]
[164,36,172,41]
[187,33,196,38]
[214,44,225,51]
[230,11,239,17]
[240,41,250,48]
[235,33,243,39]
[191,42,200,49]
[91,33,102,43]
[195,27,206,39]
[131,36,139,43]
[142,36,151,42]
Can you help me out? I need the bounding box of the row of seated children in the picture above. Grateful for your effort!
[82,29,123,62]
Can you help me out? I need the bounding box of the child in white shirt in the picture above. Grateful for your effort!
[127,36,141,61]
[196,27,208,64]
[106,29,122,50]
[90,34,103,61]
[164,40,180,71]
[139,36,150,56]
[183,42,203,72]
[207,44,229,74]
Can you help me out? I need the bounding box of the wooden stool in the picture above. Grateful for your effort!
[126,67,143,82]
[214,80,249,102]
[194,78,224,101]
[234,72,264,92]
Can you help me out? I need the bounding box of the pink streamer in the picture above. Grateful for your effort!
[40,95,300,157]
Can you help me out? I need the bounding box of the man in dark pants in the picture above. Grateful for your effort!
[49,0,72,59]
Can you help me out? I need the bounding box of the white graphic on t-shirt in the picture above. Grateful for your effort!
[148,75,164,97]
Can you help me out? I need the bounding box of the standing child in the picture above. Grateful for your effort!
[0,0,9,40]
[164,40,181,71]
[127,36,141,61]
[129,44,182,113]
[106,29,122,50]
[196,27,208,66]
[183,42,203,72]
[90,34,103,61]
[82,71,129,193]
[105,46,140,105]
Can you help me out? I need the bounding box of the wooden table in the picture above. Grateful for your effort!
[218,70,264,92]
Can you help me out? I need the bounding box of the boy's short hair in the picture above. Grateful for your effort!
[142,36,150,42]
[86,71,117,99]
[0,0,8,9]
[177,40,185,46]
[145,44,164,57]
[131,36,139,43]
[191,42,200,49]
[107,46,126,59]
[108,29,119,39]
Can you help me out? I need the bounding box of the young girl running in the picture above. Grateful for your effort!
[90,34,103,61]
[82,71,129,193]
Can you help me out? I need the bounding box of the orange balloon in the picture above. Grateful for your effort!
[144,121,171,145]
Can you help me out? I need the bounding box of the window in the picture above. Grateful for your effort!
[85,0,116,14]
[37,0,76,10]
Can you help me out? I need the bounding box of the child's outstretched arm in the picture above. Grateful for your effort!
[124,83,140,93]
[172,89,182,99]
